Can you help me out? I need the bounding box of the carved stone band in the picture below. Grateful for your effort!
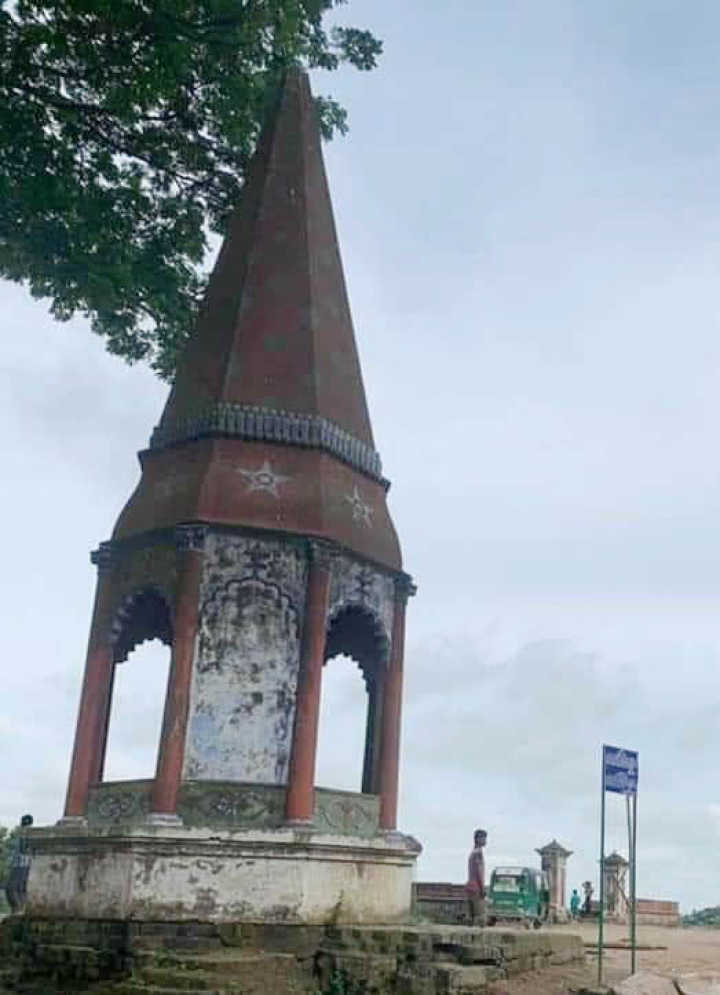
[149,403,385,483]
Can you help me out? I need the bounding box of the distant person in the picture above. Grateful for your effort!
[5,814,33,913]
[570,888,581,919]
[465,828,487,927]
[582,880,594,916]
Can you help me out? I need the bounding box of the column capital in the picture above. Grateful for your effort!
[175,523,208,553]
[90,541,114,571]
[307,538,338,570]
[393,572,417,604]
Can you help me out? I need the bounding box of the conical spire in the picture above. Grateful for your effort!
[115,68,402,571]
[154,66,375,451]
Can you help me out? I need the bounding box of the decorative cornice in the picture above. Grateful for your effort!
[175,523,208,553]
[90,541,114,571]
[536,839,573,858]
[149,403,385,483]
[394,573,417,603]
[89,525,409,590]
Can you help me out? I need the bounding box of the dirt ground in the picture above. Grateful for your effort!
[487,921,720,994]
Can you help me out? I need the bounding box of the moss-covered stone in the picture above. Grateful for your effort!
[0,917,584,994]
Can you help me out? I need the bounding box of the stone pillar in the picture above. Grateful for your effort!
[378,575,414,831]
[361,672,384,794]
[63,544,116,820]
[536,839,573,922]
[150,525,205,819]
[285,540,333,823]
[603,852,629,921]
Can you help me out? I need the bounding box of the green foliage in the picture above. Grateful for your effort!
[0,0,382,379]
[317,969,366,995]
[682,906,720,927]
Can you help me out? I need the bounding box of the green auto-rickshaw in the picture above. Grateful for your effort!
[487,866,550,929]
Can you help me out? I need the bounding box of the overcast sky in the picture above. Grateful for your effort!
[3,0,720,913]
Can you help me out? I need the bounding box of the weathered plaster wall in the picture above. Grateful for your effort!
[183,533,307,783]
[27,826,419,923]
[181,534,396,786]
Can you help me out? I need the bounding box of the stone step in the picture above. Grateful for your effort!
[315,947,399,992]
[394,961,506,995]
[432,961,505,993]
[130,934,222,953]
[98,986,237,995]
[428,941,505,967]
[320,932,507,968]
[132,953,315,994]
[101,976,311,995]
[16,941,126,985]
[136,968,227,991]
[323,924,545,956]
[215,922,325,957]
[34,941,103,960]
[134,949,305,974]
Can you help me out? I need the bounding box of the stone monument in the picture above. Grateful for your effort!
[536,839,572,922]
[27,67,420,925]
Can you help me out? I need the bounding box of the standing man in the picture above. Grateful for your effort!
[5,814,33,913]
[466,828,487,927]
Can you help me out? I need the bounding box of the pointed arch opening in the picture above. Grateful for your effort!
[110,587,172,665]
[101,588,173,782]
[315,605,388,795]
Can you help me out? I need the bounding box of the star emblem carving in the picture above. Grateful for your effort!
[345,486,373,527]
[237,460,289,497]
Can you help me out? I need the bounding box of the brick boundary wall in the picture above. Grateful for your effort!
[413,882,470,923]
[412,884,680,927]
[636,898,680,926]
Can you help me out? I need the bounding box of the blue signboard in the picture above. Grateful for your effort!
[603,744,638,796]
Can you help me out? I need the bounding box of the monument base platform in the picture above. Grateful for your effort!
[1,918,586,994]
[26,822,420,924]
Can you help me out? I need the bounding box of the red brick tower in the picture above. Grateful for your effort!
[31,69,418,924]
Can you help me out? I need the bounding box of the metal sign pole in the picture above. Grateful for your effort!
[626,793,632,975]
[631,790,638,974]
[598,748,606,985]
[625,794,632,869]
[599,744,639,985]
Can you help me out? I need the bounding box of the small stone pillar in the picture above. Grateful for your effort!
[63,546,116,820]
[150,525,206,820]
[378,576,414,831]
[603,851,629,922]
[536,839,573,922]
